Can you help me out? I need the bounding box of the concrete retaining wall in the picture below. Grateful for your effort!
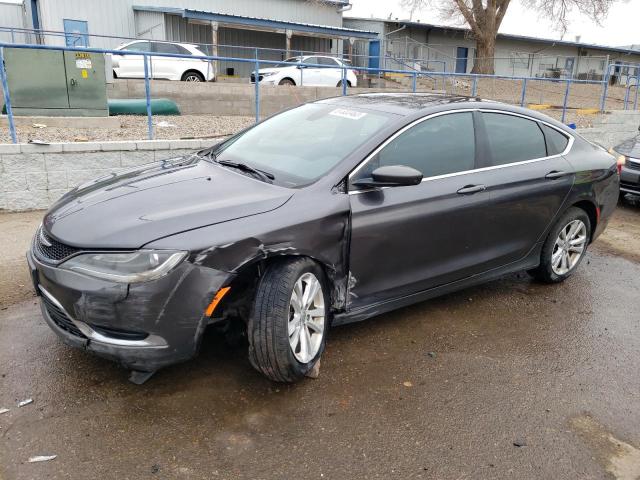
[107,80,397,116]
[0,139,218,211]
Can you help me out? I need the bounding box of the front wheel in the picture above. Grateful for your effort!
[278,78,296,86]
[248,258,329,382]
[529,207,591,283]
[181,71,204,82]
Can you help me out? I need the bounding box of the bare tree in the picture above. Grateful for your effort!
[399,0,622,74]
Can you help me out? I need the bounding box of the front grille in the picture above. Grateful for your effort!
[250,74,263,83]
[626,159,640,171]
[41,294,87,339]
[33,226,80,264]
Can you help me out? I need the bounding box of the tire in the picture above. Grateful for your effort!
[336,80,352,87]
[529,207,591,283]
[181,71,204,82]
[248,258,329,383]
[278,78,296,86]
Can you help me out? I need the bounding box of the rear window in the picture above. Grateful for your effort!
[541,124,569,155]
[482,113,547,165]
[153,42,191,55]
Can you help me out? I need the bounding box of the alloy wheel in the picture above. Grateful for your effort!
[184,75,202,82]
[288,272,325,364]
[551,219,587,275]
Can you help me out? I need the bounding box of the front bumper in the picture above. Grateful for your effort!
[27,249,234,372]
[620,163,640,195]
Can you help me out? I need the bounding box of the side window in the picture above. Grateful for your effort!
[122,41,151,52]
[541,124,569,155]
[153,42,191,56]
[318,57,339,66]
[482,113,547,165]
[303,57,319,65]
[354,112,475,181]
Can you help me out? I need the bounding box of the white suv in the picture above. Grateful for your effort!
[112,40,214,82]
[252,55,358,87]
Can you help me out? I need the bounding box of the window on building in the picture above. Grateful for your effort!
[510,52,532,69]
[482,113,547,165]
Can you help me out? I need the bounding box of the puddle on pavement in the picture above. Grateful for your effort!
[571,415,640,480]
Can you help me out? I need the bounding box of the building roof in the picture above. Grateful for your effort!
[133,6,377,39]
[345,16,640,56]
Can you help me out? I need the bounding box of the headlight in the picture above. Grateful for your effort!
[60,250,187,283]
[260,71,275,77]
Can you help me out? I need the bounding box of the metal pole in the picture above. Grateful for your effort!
[0,48,17,144]
[472,76,478,97]
[520,78,528,107]
[254,53,260,123]
[624,85,630,110]
[412,71,417,92]
[341,66,347,96]
[600,64,610,112]
[142,54,153,140]
[562,79,571,123]
[635,69,640,111]
[10,29,15,43]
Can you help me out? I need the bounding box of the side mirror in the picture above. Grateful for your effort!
[296,64,307,69]
[351,165,423,189]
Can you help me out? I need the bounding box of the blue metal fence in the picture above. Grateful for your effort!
[0,41,627,144]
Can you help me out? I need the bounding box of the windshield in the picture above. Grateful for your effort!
[212,103,394,187]
[274,57,301,68]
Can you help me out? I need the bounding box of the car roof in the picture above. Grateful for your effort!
[317,93,572,129]
[317,93,484,116]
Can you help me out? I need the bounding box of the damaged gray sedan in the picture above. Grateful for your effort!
[27,93,619,384]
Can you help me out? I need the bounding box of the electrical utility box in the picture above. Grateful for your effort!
[4,48,108,116]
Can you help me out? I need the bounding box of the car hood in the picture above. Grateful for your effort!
[43,156,293,249]
[615,133,640,159]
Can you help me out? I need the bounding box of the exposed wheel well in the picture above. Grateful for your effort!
[218,254,339,323]
[571,200,598,242]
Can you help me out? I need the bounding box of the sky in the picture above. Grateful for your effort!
[347,0,640,48]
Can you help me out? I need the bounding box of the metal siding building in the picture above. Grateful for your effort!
[26,0,346,48]
[0,0,32,43]
[344,17,640,81]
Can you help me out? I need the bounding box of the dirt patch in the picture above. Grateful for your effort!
[592,197,640,264]
[0,210,43,308]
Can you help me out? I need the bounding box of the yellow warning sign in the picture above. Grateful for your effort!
[81,69,88,79]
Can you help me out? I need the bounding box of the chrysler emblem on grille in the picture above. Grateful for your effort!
[39,228,52,247]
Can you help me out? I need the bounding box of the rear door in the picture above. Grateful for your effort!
[469,111,574,268]
[115,41,150,78]
[317,57,342,86]
[152,42,191,79]
[348,111,496,308]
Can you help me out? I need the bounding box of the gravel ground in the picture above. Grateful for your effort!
[0,115,255,144]
[0,80,628,142]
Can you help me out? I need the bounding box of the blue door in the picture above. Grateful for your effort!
[63,19,89,47]
[455,47,468,73]
[368,40,380,71]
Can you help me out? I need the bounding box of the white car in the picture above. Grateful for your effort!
[112,40,214,82]
[251,55,358,87]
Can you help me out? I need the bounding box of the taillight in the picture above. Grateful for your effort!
[609,148,626,175]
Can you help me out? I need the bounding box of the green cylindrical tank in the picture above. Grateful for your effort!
[108,98,180,116]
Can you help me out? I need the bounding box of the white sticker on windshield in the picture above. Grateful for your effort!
[329,108,367,120]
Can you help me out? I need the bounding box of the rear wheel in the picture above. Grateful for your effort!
[336,80,352,87]
[248,258,328,382]
[278,78,295,86]
[181,71,204,82]
[529,207,591,283]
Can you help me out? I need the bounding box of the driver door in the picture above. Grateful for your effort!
[348,111,494,309]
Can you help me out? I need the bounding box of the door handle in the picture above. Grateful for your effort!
[545,170,570,179]
[457,184,486,195]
